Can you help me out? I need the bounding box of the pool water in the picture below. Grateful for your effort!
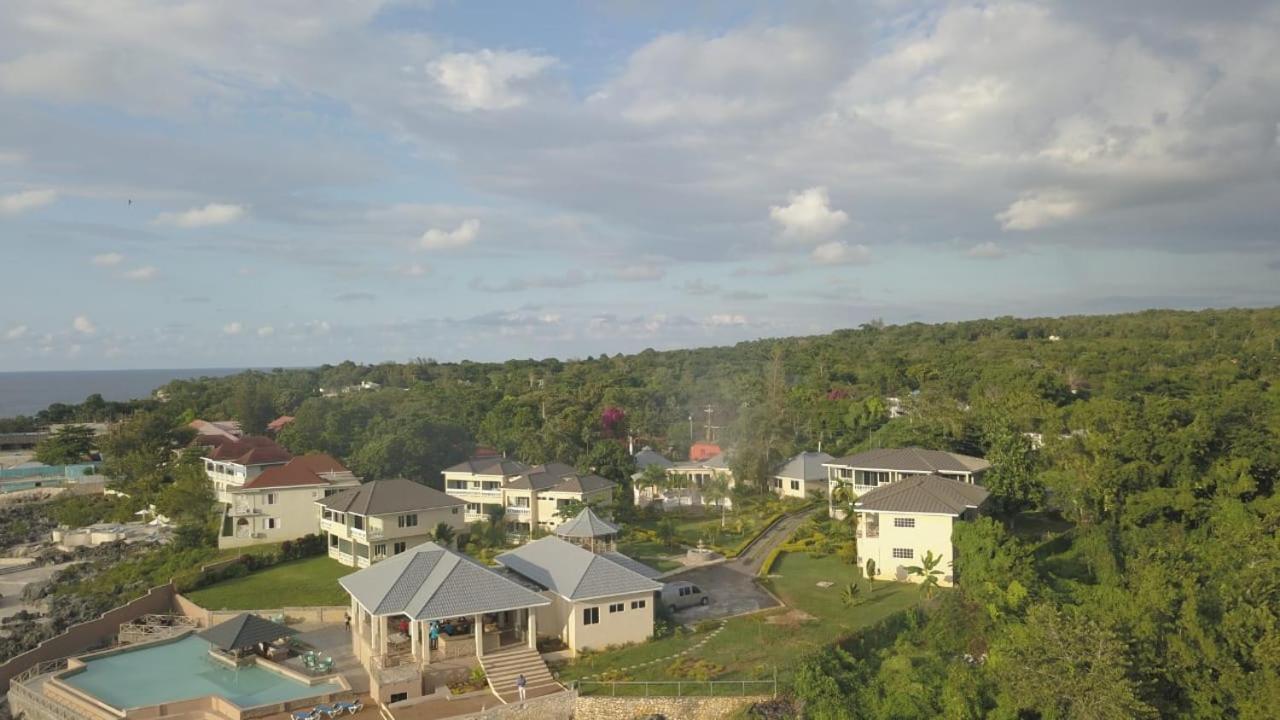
[62,636,342,709]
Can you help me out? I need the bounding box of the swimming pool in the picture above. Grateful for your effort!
[61,635,343,709]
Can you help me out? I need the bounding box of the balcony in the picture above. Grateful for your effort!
[350,525,384,541]
[319,518,340,533]
[505,505,531,516]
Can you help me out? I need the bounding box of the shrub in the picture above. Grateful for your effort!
[667,656,724,681]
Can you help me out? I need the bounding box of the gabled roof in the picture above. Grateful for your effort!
[853,474,990,515]
[633,446,674,471]
[554,506,619,539]
[238,454,355,490]
[775,451,835,481]
[197,613,295,651]
[189,419,242,440]
[204,436,292,466]
[317,478,464,516]
[443,456,530,477]
[599,551,663,579]
[496,537,662,601]
[826,447,990,474]
[340,542,549,619]
[674,452,730,471]
[506,462,615,494]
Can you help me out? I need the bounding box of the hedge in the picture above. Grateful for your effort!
[723,510,786,558]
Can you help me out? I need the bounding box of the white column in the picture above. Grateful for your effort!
[527,610,537,650]
[410,619,420,664]
[474,614,484,658]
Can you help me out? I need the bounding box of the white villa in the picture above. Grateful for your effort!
[441,455,530,525]
[854,474,990,587]
[200,436,293,504]
[218,453,360,549]
[442,457,615,535]
[824,447,990,518]
[318,479,467,568]
[631,446,736,509]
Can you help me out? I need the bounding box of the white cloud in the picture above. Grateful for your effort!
[0,188,56,215]
[967,241,1005,258]
[122,266,159,281]
[155,203,245,228]
[4,324,27,341]
[428,50,555,111]
[91,252,124,267]
[707,313,748,326]
[997,189,1083,230]
[222,321,242,335]
[614,264,666,282]
[402,263,430,277]
[770,187,849,241]
[256,325,274,337]
[72,315,95,334]
[812,241,872,265]
[420,219,480,250]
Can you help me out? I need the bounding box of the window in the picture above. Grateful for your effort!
[515,497,530,508]
[393,541,406,554]
[324,488,339,497]
[266,518,279,530]
[630,599,646,610]
[451,507,459,514]
[398,514,418,528]
[583,607,599,625]
[892,548,913,559]
[447,480,467,490]
[352,515,364,530]
[265,493,277,505]
[609,603,624,613]
[466,503,481,514]
[893,517,916,528]
[373,543,386,557]
[329,535,339,547]
[838,467,854,480]
[390,693,408,703]
[790,480,800,491]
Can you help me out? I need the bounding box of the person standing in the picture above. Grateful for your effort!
[428,621,439,651]
[515,673,527,702]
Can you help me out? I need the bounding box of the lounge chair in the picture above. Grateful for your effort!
[313,704,341,719]
[334,699,364,715]
[290,711,317,720]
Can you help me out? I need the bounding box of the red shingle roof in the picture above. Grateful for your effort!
[205,436,292,466]
[291,453,349,475]
[240,458,326,489]
[267,415,295,432]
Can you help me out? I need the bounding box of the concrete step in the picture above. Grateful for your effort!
[479,647,562,704]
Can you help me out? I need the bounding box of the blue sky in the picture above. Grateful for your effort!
[1,0,1278,371]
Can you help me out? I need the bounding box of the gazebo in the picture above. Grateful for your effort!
[553,506,619,552]
[197,612,296,660]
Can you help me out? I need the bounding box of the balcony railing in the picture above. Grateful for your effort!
[505,505,531,515]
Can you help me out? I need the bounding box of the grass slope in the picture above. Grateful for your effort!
[185,555,352,610]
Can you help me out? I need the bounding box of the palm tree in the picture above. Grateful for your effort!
[432,522,456,547]
[864,559,877,594]
[703,475,731,528]
[840,581,864,608]
[830,480,859,535]
[905,550,945,599]
[655,518,677,549]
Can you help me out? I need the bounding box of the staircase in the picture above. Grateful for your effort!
[479,645,561,704]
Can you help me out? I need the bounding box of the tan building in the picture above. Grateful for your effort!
[317,478,467,568]
[854,474,990,587]
[340,542,557,704]
[496,535,662,656]
[501,462,615,534]
[218,454,360,549]
[200,436,293,504]
[824,447,990,518]
[771,451,834,499]
[632,447,736,509]
[442,455,530,524]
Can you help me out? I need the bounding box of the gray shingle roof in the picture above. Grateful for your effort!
[599,551,663,579]
[197,613,296,651]
[496,537,662,601]
[673,452,731,471]
[553,506,619,539]
[775,451,835,481]
[340,542,549,619]
[633,447,674,471]
[443,456,529,476]
[826,447,990,474]
[853,474,990,515]
[506,462,615,494]
[317,478,465,516]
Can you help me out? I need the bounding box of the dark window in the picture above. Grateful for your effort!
[393,541,406,554]
[892,548,913,559]
[390,693,408,703]
[630,599,646,610]
[609,603,624,613]
[583,607,599,625]
[893,517,916,528]
[398,514,418,528]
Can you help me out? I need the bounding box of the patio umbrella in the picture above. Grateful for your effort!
[198,613,297,653]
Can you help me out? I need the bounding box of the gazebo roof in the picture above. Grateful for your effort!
[197,613,296,652]
[553,506,619,539]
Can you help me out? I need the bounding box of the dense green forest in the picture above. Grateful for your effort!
[8,307,1280,718]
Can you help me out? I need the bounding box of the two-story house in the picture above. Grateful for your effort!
[631,448,736,510]
[201,436,293,503]
[824,447,990,518]
[502,463,615,535]
[853,473,990,586]
[218,453,361,549]
[772,451,834,500]
[317,478,467,568]
[442,455,530,524]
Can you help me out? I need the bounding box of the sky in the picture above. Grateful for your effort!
[1,0,1278,371]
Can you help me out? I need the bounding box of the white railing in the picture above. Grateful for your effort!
[506,506,531,515]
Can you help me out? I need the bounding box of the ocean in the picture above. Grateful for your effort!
[0,368,248,418]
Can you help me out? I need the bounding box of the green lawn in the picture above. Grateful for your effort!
[619,497,805,558]
[185,555,352,610]
[559,553,923,684]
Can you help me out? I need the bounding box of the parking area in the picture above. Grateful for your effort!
[662,563,779,623]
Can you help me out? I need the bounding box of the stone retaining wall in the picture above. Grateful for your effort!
[574,695,771,720]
